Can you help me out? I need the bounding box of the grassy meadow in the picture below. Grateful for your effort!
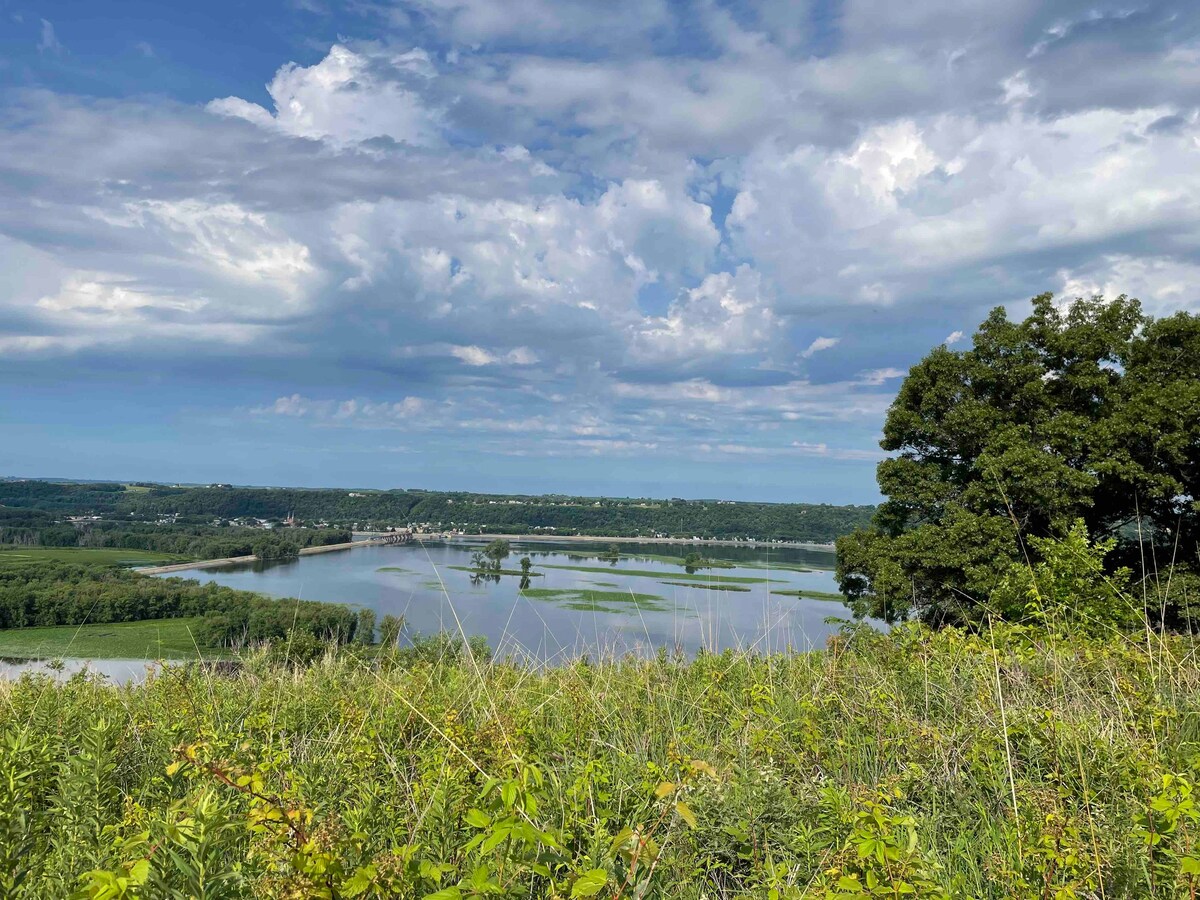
[3,623,1200,898]
[0,546,187,569]
[0,617,213,660]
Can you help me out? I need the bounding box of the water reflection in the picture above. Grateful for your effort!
[0,656,160,684]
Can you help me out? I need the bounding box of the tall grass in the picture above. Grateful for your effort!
[2,620,1199,898]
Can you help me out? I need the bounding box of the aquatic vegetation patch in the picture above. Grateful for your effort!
[539,564,781,584]
[447,565,543,577]
[770,588,844,601]
[566,550,737,569]
[659,581,752,593]
[520,586,670,612]
[376,566,418,574]
[734,560,819,573]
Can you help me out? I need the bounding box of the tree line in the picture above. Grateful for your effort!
[0,481,875,543]
[0,513,351,561]
[0,561,361,647]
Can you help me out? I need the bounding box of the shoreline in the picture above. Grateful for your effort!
[136,533,837,576]
[135,537,390,575]
[432,532,838,552]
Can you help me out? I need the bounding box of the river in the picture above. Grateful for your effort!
[164,538,866,661]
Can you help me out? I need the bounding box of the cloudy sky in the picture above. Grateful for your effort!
[1,1,1198,502]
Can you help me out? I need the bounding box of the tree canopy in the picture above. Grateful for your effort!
[837,294,1200,627]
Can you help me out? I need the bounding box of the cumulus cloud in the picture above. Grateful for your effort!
[1058,255,1200,317]
[5,1,1200,482]
[631,266,777,364]
[208,45,442,146]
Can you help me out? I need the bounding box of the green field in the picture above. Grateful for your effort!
[0,546,187,568]
[0,617,217,659]
[538,563,781,584]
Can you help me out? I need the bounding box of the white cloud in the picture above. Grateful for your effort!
[119,200,315,306]
[38,19,63,55]
[208,45,442,147]
[730,101,1200,312]
[857,367,906,385]
[801,336,839,358]
[256,394,426,423]
[631,266,777,362]
[7,7,1200,480]
[449,345,538,366]
[1058,255,1200,317]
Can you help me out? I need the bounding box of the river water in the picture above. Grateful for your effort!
[167,538,864,661]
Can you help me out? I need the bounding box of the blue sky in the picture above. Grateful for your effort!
[2,1,1199,503]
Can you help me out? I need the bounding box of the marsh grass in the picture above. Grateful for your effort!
[538,563,782,584]
[0,617,215,660]
[0,546,186,569]
[770,588,844,601]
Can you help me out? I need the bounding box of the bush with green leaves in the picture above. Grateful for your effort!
[838,293,1200,628]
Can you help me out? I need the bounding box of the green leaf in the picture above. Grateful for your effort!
[479,824,513,854]
[675,801,697,828]
[128,859,150,885]
[500,781,518,809]
[343,865,376,897]
[464,808,491,828]
[571,869,609,898]
[422,888,462,900]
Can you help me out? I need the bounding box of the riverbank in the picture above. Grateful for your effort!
[367,531,838,552]
[135,536,391,575]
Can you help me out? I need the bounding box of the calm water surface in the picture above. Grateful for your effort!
[169,539,868,661]
[0,657,160,681]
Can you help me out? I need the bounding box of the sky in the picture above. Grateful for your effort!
[2,1,1199,503]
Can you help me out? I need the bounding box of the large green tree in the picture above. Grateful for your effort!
[837,294,1200,626]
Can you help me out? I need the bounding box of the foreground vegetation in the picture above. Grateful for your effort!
[3,623,1200,898]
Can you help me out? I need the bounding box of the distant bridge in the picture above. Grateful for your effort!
[375,529,414,545]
